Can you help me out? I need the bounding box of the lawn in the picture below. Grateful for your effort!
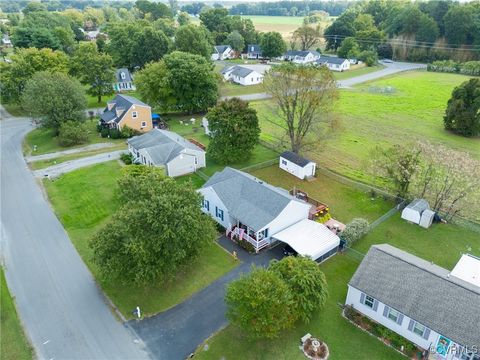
[1,268,33,360]
[43,161,239,319]
[333,64,385,80]
[86,90,139,109]
[24,119,124,156]
[220,81,264,97]
[252,71,480,182]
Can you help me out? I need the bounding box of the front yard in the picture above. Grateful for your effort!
[43,161,239,319]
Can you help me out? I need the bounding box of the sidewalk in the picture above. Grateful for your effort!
[26,143,118,161]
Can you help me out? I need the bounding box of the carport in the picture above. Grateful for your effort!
[272,219,340,262]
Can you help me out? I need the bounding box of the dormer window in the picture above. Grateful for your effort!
[121,72,126,80]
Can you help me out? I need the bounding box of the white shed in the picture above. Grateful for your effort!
[279,151,316,180]
[419,209,435,229]
[401,199,430,224]
[272,219,340,262]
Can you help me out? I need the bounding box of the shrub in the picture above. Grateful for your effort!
[109,129,122,139]
[237,238,255,253]
[340,218,369,246]
[121,126,140,139]
[100,128,109,138]
[120,153,133,165]
[58,121,90,147]
[358,50,378,66]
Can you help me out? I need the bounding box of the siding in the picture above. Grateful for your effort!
[119,105,152,132]
[167,153,196,177]
[198,187,232,229]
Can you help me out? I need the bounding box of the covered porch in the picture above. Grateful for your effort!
[226,221,270,253]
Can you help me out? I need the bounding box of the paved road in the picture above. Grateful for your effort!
[26,142,118,161]
[129,237,283,360]
[223,60,426,101]
[33,149,125,178]
[1,111,149,360]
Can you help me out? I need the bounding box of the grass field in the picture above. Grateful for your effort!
[1,268,33,360]
[24,120,124,156]
[43,161,239,319]
[252,71,480,182]
[333,64,385,80]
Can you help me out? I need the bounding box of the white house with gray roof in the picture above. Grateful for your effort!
[211,45,235,61]
[316,56,350,72]
[113,68,135,91]
[199,167,311,252]
[284,50,321,64]
[127,129,206,177]
[346,244,480,360]
[222,65,263,86]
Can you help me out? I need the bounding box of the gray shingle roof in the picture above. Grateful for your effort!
[202,167,304,230]
[405,199,430,212]
[214,45,231,54]
[115,68,133,83]
[285,50,320,58]
[349,244,480,349]
[230,66,254,78]
[247,44,262,55]
[101,94,149,124]
[316,56,348,65]
[127,129,204,165]
[280,151,313,167]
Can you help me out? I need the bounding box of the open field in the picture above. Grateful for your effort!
[24,120,124,156]
[252,71,480,182]
[43,161,239,319]
[1,268,33,360]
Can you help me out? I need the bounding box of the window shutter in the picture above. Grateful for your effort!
[408,319,415,331]
[423,328,430,340]
[360,292,365,304]
[383,305,390,317]
[372,299,378,311]
[215,206,218,217]
[397,313,404,326]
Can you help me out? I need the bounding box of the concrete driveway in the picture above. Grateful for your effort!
[1,109,149,360]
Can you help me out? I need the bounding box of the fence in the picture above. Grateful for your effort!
[343,247,365,263]
[239,158,278,173]
[196,170,210,181]
[369,200,406,230]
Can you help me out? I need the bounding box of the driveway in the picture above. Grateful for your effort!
[33,149,126,178]
[1,109,149,360]
[129,237,284,360]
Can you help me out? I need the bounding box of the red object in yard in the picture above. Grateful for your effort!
[188,138,206,150]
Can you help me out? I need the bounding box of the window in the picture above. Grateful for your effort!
[215,207,224,221]
[364,295,374,308]
[387,308,399,322]
[203,200,209,211]
[141,121,146,127]
[132,111,138,119]
[121,72,126,80]
[281,159,287,165]
[413,322,425,337]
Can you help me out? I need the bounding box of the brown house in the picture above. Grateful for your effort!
[100,94,153,132]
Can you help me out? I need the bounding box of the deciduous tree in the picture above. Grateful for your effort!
[260,31,286,59]
[293,24,322,51]
[226,30,244,53]
[175,24,212,59]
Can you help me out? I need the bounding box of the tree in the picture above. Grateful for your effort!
[358,49,378,66]
[292,24,322,51]
[443,6,475,46]
[337,37,360,59]
[117,165,166,202]
[131,27,171,68]
[69,43,115,103]
[58,121,90,146]
[226,30,244,53]
[260,31,286,59]
[177,11,190,26]
[225,267,295,339]
[90,174,216,283]
[199,7,229,34]
[270,256,328,323]
[168,0,179,16]
[340,218,369,246]
[0,47,69,103]
[175,24,212,59]
[444,79,480,137]
[324,10,356,50]
[136,51,218,113]
[22,72,86,134]
[135,0,172,21]
[207,98,260,164]
[263,63,338,153]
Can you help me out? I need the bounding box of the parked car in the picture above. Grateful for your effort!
[283,244,298,257]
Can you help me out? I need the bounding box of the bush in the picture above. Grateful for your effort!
[109,129,122,139]
[358,50,378,67]
[340,218,369,246]
[121,126,140,139]
[237,238,255,253]
[100,128,109,138]
[58,121,90,147]
[120,153,133,165]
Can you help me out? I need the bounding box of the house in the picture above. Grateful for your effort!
[113,68,135,92]
[316,56,350,72]
[199,167,313,252]
[246,44,263,59]
[127,129,206,177]
[284,50,320,64]
[345,244,480,359]
[100,94,152,132]
[401,199,430,225]
[222,66,263,86]
[279,151,316,180]
[2,34,12,48]
[211,45,235,61]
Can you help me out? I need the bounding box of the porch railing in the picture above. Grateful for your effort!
[227,226,270,252]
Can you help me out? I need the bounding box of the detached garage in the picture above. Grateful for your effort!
[273,219,340,262]
[279,151,316,180]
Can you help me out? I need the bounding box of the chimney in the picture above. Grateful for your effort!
[107,101,114,111]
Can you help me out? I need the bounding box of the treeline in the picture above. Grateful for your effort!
[325,0,480,62]
[0,1,134,13]
[228,1,351,17]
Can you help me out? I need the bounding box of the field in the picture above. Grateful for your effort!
[1,268,33,360]
[252,71,480,182]
[43,161,239,319]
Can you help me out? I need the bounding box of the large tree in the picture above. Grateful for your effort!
[263,63,338,153]
[226,30,244,53]
[260,31,286,59]
[207,98,260,164]
[22,72,86,134]
[0,48,69,104]
[225,267,295,339]
[136,51,218,113]
[269,256,328,323]
[444,78,480,137]
[90,171,217,284]
[175,24,212,59]
[131,26,171,68]
[337,37,360,59]
[69,42,115,103]
[292,24,322,51]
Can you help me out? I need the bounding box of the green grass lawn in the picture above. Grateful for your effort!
[43,161,239,319]
[253,71,480,182]
[24,119,124,156]
[220,81,265,97]
[333,64,385,80]
[1,268,33,360]
[86,90,139,109]
[28,143,127,170]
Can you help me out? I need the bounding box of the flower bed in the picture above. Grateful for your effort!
[343,305,425,359]
[301,337,329,360]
